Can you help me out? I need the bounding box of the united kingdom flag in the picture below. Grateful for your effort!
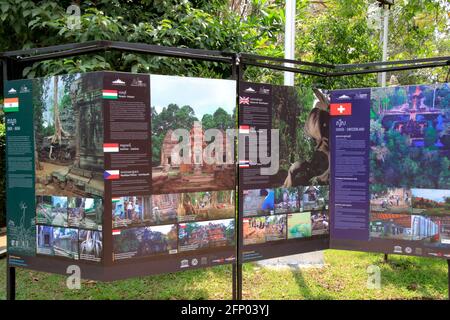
[239,96,250,105]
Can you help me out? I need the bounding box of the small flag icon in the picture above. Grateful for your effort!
[239,125,250,134]
[112,229,121,235]
[103,143,119,153]
[102,89,118,99]
[4,97,19,112]
[239,96,250,105]
[330,103,352,116]
[112,197,121,203]
[239,160,250,168]
[104,170,120,180]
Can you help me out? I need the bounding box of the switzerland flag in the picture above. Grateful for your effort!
[330,103,352,116]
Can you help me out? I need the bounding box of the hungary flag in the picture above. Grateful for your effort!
[103,143,119,153]
[104,170,120,180]
[4,97,19,112]
[102,89,118,100]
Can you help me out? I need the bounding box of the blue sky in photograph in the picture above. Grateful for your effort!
[412,189,450,203]
[150,74,236,119]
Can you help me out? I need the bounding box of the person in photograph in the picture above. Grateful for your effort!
[260,189,274,211]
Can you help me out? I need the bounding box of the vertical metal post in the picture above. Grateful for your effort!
[284,0,296,86]
[7,265,16,300]
[380,5,389,87]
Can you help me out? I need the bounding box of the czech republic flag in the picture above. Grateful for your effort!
[104,170,120,180]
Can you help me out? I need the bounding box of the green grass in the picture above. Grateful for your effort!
[0,250,448,300]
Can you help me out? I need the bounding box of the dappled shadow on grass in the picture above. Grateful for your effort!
[375,255,448,300]
[290,268,334,300]
[0,259,233,300]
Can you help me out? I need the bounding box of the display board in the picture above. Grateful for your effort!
[330,83,450,259]
[238,82,330,261]
[5,72,237,280]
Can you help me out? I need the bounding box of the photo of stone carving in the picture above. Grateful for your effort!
[34,73,104,198]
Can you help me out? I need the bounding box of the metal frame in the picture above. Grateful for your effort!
[2,42,450,301]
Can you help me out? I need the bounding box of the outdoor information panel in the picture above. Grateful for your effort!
[238,82,329,261]
[5,72,237,280]
[330,83,450,259]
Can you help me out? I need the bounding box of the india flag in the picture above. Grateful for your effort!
[102,89,118,99]
[104,170,120,180]
[3,97,19,112]
[239,125,250,134]
[112,197,121,204]
[103,143,119,153]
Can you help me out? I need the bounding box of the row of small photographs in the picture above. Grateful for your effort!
[243,186,329,217]
[112,190,235,228]
[36,196,103,230]
[112,218,235,260]
[36,226,102,262]
[369,213,450,246]
[243,210,329,246]
[370,188,450,216]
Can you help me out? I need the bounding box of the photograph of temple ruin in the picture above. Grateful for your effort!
[36,196,68,227]
[79,229,103,262]
[370,83,450,189]
[150,75,236,194]
[177,190,234,222]
[298,186,328,212]
[112,196,152,228]
[136,225,178,257]
[68,197,103,230]
[178,218,234,252]
[311,210,329,235]
[34,73,104,198]
[151,194,179,225]
[287,212,312,239]
[243,189,274,217]
[274,188,300,214]
[370,188,412,214]
[412,188,450,216]
[36,225,79,259]
[273,86,330,187]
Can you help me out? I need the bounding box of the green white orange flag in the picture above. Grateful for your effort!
[4,97,19,112]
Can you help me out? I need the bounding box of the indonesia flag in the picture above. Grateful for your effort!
[239,160,250,168]
[103,143,119,153]
[102,89,118,99]
[104,170,120,180]
[3,97,19,112]
[330,103,352,116]
[112,229,121,235]
[239,125,250,134]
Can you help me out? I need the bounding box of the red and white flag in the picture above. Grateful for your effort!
[103,143,119,153]
[239,96,250,105]
[330,103,352,116]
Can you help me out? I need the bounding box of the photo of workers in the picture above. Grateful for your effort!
[151,194,179,225]
[112,196,152,228]
[311,210,329,235]
[370,188,412,214]
[274,188,300,214]
[243,189,274,217]
[299,186,328,211]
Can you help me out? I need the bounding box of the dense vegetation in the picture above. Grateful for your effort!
[0,0,449,227]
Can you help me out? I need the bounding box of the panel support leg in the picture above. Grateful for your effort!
[7,264,16,301]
